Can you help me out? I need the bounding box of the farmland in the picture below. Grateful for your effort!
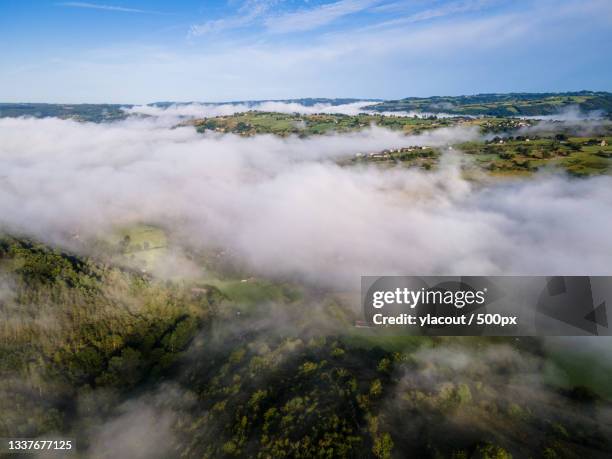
[343,135,612,177]
[187,111,457,137]
[365,91,612,117]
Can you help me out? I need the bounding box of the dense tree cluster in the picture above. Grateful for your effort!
[1,236,611,458]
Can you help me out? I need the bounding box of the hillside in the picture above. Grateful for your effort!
[186,111,457,136]
[3,93,612,123]
[0,99,376,123]
[151,98,380,108]
[1,235,611,457]
[365,91,612,116]
[0,103,129,122]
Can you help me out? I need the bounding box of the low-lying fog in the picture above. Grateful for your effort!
[1,106,611,290]
[123,100,458,121]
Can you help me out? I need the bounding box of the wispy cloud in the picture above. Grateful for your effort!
[190,0,383,36]
[190,0,278,36]
[265,0,380,33]
[57,2,164,14]
[368,0,496,30]
[6,0,611,102]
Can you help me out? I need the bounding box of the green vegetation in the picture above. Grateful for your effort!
[0,235,219,437]
[187,111,459,137]
[0,99,374,123]
[458,135,612,177]
[0,103,129,122]
[170,330,611,458]
[155,97,376,109]
[3,92,611,124]
[338,134,612,177]
[340,146,439,170]
[103,224,169,273]
[1,235,610,457]
[365,91,612,117]
[185,108,612,177]
[469,117,537,134]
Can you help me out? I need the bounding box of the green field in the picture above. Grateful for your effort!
[104,224,169,271]
[337,132,612,177]
[460,135,612,177]
[186,111,459,137]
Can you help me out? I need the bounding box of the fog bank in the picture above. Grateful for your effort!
[1,116,611,289]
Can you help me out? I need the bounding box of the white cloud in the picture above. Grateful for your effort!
[190,0,279,36]
[2,12,528,103]
[190,0,381,36]
[124,101,372,120]
[124,101,461,121]
[1,116,611,292]
[265,0,380,33]
[0,0,607,103]
[57,2,164,14]
[4,0,612,103]
[367,0,496,30]
[85,384,191,459]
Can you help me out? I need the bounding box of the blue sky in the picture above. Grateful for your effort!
[0,0,611,103]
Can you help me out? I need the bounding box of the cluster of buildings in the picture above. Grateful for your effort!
[356,146,431,160]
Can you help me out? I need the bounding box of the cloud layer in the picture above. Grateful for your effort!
[123,101,373,120]
[123,101,458,122]
[1,116,611,289]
